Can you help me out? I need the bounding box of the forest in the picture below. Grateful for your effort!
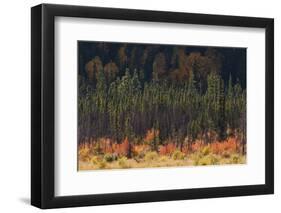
[78,42,246,170]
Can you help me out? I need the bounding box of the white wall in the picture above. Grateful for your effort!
[0,0,279,212]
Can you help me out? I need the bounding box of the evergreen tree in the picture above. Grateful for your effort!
[78,44,246,157]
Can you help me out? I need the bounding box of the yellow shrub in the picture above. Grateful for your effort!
[118,156,130,168]
[222,151,231,158]
[198,154,219,166]
[159,156,169,162]
[172,150,185,160]
[201,145,210,156]
[98,160,107,169]
[91,156,101,165]
[103,153,115,162]
[144,151,158,162]
[190,153,201,166]
[230,154,244,164]
[79,147,91,162]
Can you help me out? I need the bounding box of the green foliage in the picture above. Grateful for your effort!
[103,153,115,162]
[78,47,246,151]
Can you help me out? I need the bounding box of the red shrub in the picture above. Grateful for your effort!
[111,137,129,156]
[144,128,159,144]
[210,137,238,154]
[181,145,189,154]
[191,140,204,152]
[132,144,150,156]
[159,143,177,155]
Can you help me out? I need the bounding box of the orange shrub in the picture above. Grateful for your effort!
[210,137,238,154]
[112,137,130,157]
[144,128,159,144]
[181,145,189,154]
[98,138,114,154]
[191,140,204,152]
[132,144,150,157]
[79,137,131,158]
[78,136,242,163]
[159,143,177,155]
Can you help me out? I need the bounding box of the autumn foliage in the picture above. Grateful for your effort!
[78,42,246,170]
[159,143,177,155]
[79,130,245,170]
[144,128,159,144]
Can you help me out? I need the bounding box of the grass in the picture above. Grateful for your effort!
[79,152,246,170]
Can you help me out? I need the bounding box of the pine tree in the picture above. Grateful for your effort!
[217,77,226,140]
[226,74,234,136]
[95,68,107,136]
[79,52,246,155]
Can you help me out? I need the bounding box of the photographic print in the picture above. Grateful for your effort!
[31,4,273,208]
[78,41,246,170]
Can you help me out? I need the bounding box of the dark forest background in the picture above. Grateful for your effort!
[78,41,246,155]
[78,42,246,88]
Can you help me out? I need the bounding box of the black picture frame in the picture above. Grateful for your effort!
[31,3,274,209]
